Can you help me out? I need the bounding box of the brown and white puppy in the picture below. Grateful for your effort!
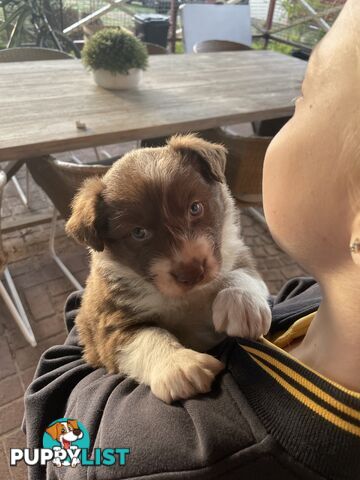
[66,134,271,403]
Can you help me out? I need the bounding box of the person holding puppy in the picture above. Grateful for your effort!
[24,1,360,479]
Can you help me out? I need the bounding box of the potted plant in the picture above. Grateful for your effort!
[82,28,148,90]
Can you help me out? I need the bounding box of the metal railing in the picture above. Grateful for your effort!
[255,0,345,55]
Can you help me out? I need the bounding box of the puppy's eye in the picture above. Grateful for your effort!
[131,227,151,241]
[61,428,66,433]
[189,201,203,217]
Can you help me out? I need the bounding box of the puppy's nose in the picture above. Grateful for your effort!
[73,429,81,436]
[171,261,205,286]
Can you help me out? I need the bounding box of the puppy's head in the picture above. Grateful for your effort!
[66,134,228,298]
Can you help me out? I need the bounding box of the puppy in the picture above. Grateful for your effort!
[66,134,271,403]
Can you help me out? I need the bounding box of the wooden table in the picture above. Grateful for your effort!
[0,50,306,163]
[0,50,306,232]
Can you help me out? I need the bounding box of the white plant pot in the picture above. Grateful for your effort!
[93,68,142,90]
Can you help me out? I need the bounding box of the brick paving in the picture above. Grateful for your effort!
[0,147,306,480]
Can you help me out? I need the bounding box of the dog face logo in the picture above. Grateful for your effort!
[45,419,83,450]
[43,418,89,468]
[11,417,129,468]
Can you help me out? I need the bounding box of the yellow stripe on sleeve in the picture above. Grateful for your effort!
[243,345,360,421]
[250,355,360,438]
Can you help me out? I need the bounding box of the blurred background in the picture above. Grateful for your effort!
[0,0,347,58]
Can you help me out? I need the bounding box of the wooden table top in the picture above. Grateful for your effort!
[0,50,306,162]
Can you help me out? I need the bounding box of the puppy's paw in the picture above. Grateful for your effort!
[212,287,271,339]
[150,349,224,404]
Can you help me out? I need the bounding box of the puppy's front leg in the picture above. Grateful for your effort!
[213,269,271,339]
[118,327,224,404]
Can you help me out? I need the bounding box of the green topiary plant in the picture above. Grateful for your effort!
[82,28,148,75]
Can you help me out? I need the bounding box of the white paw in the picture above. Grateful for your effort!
[212,287,271,339]
[150,349,224,404]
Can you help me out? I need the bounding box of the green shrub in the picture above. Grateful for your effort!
[82,28,148,74]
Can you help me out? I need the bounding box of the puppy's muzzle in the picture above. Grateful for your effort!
[170,260,205,287]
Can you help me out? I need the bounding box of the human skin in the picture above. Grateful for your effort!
[262,0,360,392]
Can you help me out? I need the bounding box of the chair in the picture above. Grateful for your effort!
[180,4,252,54]
[145,42,168,55]
[0,47,73,209]
[0,47,73,62]
[201,128,271,226]
[26,157,113,291]
[0,169,36,346]
[193,39,252,54]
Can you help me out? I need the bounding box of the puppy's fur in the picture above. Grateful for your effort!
[66,135,271,403]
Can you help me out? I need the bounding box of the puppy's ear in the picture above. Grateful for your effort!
[46,423,61,441]
[66,176,106,252]
[168,134,227,183]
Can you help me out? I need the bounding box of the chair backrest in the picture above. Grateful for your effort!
[193,39,252,54]
[0,170,8,273]
[201,128,271,205]
[27,157,112,220]
[224,132,271,204]
[0,47,73,63]
[180,4,251,54]
[145,42,168,55]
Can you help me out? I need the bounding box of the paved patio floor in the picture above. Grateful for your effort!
[0,145,306,479]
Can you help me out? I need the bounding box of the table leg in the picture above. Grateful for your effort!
[4,160,25,182]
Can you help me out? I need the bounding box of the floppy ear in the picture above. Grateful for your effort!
[168,134,227,183]
[46,423,61,441]
[68,419,79,430]
[65,176,106,252]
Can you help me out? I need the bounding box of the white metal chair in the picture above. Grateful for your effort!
[0,170,36,346]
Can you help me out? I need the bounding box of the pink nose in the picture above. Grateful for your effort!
[171,261,205,286]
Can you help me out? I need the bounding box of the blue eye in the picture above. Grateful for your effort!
[131,227,151,241]
[190,201,203,216]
